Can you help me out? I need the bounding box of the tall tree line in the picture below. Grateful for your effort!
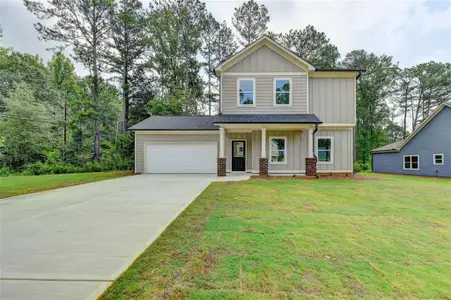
[0,0,449,173]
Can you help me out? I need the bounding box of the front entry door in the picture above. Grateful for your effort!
[232,141,246,171]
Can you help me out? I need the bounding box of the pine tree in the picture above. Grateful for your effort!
[24,0,113,161]
[201,14,219,116]
[232,0,270,46]
[107,0,148,132]
[281,26,340,69]
[215,22,238,64]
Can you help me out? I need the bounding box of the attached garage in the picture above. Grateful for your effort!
[145,142,217,174]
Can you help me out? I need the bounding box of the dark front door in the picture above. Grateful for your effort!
[232,141,246,172]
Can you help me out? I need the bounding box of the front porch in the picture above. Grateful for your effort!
[217,125,318,176]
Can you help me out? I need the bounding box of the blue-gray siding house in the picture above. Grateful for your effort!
[372,103,451,177]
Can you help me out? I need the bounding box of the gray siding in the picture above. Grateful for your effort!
[225,46,302,73]
[225,132,253,171]
[373,106,451,177]
[316,129,354,172]
[309,78,356,124]
[252,130,308,172]
[222,75,307,114]
[135,134,219,174]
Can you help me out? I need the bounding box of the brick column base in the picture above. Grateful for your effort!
[217,158,226,177]
[259,158,269,176]
[306,157,317,176]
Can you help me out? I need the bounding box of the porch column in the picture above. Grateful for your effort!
[217,128,226,176]
[308,128,313,157]
[306,127,317,177]
[259,128,268,176]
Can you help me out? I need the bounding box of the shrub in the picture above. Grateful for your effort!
[0,165,14,177]
[354,161,372,173]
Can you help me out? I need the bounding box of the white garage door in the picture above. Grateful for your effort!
[145,142,217,174]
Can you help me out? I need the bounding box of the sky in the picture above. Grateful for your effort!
[1,0,451,75]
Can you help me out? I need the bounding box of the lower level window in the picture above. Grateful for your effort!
[270,137,287,164]
[433,154,444,165]
[316,137,333,163]
[404,155,419,170]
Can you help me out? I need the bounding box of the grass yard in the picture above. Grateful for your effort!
[0,171,132,199]
[101,173,451,299]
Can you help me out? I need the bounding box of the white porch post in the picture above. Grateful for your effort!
[219,127,225,158]
[308,128,314,157]
[261,128,267,158]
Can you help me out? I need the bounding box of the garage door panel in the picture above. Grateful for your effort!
[146,142,217,174]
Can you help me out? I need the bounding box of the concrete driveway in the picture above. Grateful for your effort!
[0,174,247,300]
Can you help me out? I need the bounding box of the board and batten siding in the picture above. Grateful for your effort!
[222,75,307,114]
[225,45,303,73]
[309,78,356,124]
[372,106,451,177]
[135,134,219,174]
[316,129,354,172]
[252,130,308,172]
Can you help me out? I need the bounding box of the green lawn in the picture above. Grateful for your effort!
[0,171,132,199]
[100,173,451,299]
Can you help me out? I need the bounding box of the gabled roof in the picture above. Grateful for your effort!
[215,35,316,73]
[372,102,451,153]
[129,116,218,131]
[214,114,322,124]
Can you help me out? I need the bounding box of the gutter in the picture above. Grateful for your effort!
[313,124,318,158]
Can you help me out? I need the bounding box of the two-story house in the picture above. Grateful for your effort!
[130,36,361,176]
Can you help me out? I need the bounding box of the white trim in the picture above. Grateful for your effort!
[269,136,288,164]
[273,78,293,107]
[231,139,247,172]
[306,75,309,113]
[307,129,313,158]
[220,74,223,113]
[403,155,420,171]
[315,136,334,165]
[223,72,304,76]
[319,123,355,128]
[237,78,256,107]
[134,131,218,135]
[219,128,225,158]
[433,154,444,165]
[134,134,138,173]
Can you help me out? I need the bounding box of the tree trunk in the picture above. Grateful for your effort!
[402,89,408,138]
[63,97,67,161]
[92,17,100,161]
[122,62,129,132]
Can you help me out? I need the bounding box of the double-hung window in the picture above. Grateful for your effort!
[404,155,419,170]
[316,137,333,164]
[274,78,292,106]
[270,137,287,164]
[238,79,255,106]
[433,154,444,165]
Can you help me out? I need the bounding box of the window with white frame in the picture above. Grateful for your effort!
[238,79,255,106]
[404,155,419,170]
[274,78,291,105]
[270,137,287,164]
[433,154,444,165]
[316,137,333,163]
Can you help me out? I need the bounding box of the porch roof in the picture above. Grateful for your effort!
[213,114,322,124]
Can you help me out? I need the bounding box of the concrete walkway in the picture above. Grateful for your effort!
[0,174,249,300]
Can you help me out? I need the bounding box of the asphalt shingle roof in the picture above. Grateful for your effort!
[371,141,402,153]
[128,116,218,131]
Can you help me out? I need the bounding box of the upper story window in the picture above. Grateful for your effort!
[237,78,255,106]
[404,155,419,170]
[316,137,333,164]
[274,78,292,106]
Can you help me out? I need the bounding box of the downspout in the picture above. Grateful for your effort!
[312,124,318,158]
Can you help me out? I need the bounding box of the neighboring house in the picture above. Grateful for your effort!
[372,103,451,177]
[129,36,361,176]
